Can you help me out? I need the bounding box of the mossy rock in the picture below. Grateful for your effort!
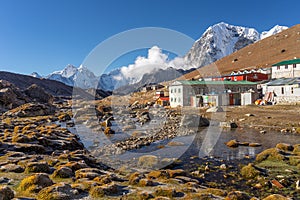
[0,186,14,200]
[256,148,285,162]
[225,139,239,148]
[138,178,154,187]
[37,183,76,200]
[167,169,186,178]
[18,173,54,193]
[240,164,261,179]
[154,187,176,198]
[147,170,169,179]
[104,127,115,134]
[225,191,251,200]
[293,144,300,153]
[25,162,51,173]
[200,188,227,197]
[262,194,289,200]
[58,113,72,122]
[128,172,145,185]
[275,143,294,152]
[289,155,300,166]
[89,183,118,198]
[52,166,74,178]
[93,175,112,185]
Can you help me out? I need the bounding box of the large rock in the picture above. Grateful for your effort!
[0,80,28,112]
[24,84,54,104]
[180,114,210,128]
[0,186,14,200]
[18,173,54,193]
[37,183,78,200]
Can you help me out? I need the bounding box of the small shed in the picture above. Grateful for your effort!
[241,92,259,105]
[156,97,169,106]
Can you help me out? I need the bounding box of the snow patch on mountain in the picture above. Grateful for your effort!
[30,72,42,78]
[261,25,288,39]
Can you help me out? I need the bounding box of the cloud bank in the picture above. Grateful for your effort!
[118,46,190,82]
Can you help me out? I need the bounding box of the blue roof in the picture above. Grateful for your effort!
[266,78,300,86]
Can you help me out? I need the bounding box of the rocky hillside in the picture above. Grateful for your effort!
[179,24,300,80]
[0,71,73,96]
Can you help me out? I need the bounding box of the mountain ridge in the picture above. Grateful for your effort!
[31,23,289,91]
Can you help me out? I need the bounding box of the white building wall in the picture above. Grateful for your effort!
[265,84,300,103]
[169,85,184,107]
[272,64,300,79]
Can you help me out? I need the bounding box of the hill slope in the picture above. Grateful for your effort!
[179,24,300,80]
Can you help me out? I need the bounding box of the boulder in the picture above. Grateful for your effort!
[225,191,251,200]
[37,183,78,200]
[18,173,54,193]
[180,114,209,128]
[0,186,14,200]
[52,166,74,178]
[24,84,54,104]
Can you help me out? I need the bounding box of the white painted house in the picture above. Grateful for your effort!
[271,58,300,79]
[263,78,300,103]
[169,80,257,107]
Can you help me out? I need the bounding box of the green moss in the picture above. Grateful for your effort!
[241,164,260,179]
[200,188,228,197]
[154,187,176,198]
[256,148,285,162]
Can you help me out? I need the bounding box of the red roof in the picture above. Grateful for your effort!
[158,97,169,101]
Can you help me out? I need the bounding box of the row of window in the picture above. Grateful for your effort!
[276,64,297,70]
[170,97,181,103]
[170,88,181,93]
[281,87,294,94]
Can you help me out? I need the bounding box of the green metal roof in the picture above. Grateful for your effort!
[175,80,257,85]
[272,58,300,66]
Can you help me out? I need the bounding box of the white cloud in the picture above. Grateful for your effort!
[119,46,189,83]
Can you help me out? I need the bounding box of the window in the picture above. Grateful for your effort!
[293,64,297,68]
[277,66,280,70]
[291,87,294,94]
[285,65,288,69]
[171,98,173,102]
[171,89,173,93]
[174,98,176,102]
[178,88,181,93]
[174,88,176,93]
[281,87,284,94]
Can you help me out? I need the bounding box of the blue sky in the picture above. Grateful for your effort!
[0,0,299,75]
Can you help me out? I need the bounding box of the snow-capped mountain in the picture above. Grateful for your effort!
[30,72,42,78]
[43,23,288,91]
[185,22,261,68]
[261,25,288,39]
[46,64,98,89]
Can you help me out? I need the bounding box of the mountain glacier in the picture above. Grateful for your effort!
[38,22,288,91]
